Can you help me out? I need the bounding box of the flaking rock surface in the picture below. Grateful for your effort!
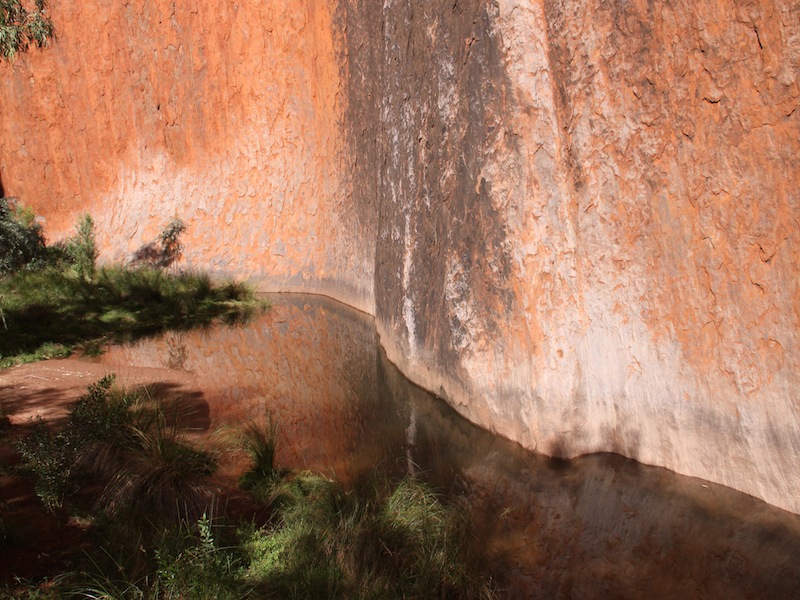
[1,0,798,514]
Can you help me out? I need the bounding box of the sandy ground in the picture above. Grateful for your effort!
[0,358,198,426]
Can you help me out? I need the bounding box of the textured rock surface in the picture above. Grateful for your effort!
[1,0,799,513]
[0,1,375,313]
[352,0,800,515]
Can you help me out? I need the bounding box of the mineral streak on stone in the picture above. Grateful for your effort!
[1,0,799,514]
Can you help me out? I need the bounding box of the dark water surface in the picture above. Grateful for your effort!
[100,295,800,599]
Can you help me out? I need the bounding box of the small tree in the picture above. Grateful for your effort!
[66,214,97,281]
[0,0,55,61]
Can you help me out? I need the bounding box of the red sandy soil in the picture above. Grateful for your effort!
[0,358,262,587]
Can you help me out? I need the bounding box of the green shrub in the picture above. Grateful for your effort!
[0,197,47,275]
[0,0,55,62]
[64,214,98,281]
[15,416,78,512]
[15,375,122,511]
[15,376,217,519]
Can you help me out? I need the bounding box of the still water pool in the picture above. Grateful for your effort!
[99,294,800,599]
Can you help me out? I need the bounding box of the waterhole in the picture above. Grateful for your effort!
[98,294,800,599]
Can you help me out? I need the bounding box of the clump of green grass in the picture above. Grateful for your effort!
[243,473,498,599]
[98,418,217,521]
[238,417,283,495]
[15,375,217,520]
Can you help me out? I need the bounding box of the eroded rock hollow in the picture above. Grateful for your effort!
[1,0,798,513]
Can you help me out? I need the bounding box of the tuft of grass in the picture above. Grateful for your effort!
[98,419,217,521]
[243,473,498,599]
[15,376,218,520]
[238,417,283,495]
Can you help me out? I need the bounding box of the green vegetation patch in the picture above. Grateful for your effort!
[243,474,498,599]
[0,265,266,367]
[0,204,268,367]
[7,380,500,599]
[0,0,55,62]
[15,374,217,517]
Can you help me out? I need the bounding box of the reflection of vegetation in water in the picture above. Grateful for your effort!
[8,379,500,599]
[0,204,268,368]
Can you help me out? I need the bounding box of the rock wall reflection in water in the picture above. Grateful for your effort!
[99,296,800,599]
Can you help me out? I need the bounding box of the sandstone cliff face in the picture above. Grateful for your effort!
[1,0,799,513]
[0,1,375,312]
[350,0,800,515]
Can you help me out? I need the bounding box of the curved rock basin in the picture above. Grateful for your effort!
[98,295,800,599]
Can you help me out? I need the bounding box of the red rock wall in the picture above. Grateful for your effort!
[342,0,800,514]
[0,0,375,313]
[1,0,799,513]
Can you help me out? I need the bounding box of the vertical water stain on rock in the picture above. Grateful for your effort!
[342,1,517,387]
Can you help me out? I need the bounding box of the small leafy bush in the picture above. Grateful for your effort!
[15,375,126,511]
[0,197,46,275]
[15,376,217,519]
[15,416,77,512]
[63,213,98,281]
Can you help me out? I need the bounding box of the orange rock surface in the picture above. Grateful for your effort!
[0,0,374,312]
[1,0,798,514]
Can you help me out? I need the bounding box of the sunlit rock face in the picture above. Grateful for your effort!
[1,0,799,513]
[349,0,800,515]
[0,1,375,313]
